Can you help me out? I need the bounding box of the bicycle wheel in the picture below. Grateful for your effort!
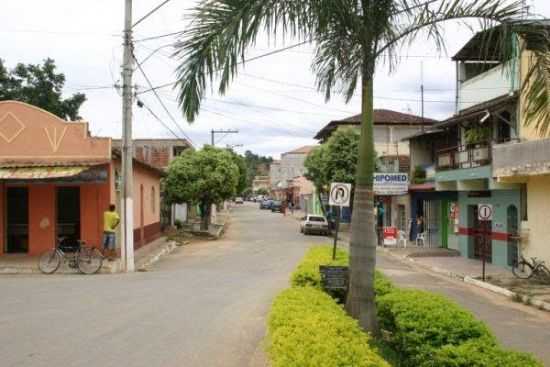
[77,247,103,274]
[39,250,61,274]
[512,260,533,279]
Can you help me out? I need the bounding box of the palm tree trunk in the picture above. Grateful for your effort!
[345,74,379,336]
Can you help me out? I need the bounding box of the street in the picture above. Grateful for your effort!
[1,203,550,366]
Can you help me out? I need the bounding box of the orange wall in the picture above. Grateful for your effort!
[0,183,3,255]
[133,164,161,228]
[28,185,56,256]
[81,182,111,250]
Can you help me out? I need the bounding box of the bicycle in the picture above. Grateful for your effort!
[512,256,550,282]
[38,237,104,275]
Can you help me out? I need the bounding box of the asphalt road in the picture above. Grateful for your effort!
[2,203,549,367]
[0,203,312,367]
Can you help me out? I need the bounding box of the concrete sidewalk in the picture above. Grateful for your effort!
[0,236,177,274]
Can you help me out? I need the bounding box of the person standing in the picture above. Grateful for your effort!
[103,204,120,260]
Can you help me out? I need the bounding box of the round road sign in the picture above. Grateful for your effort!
[329,183,352,207]
[478,204,493,221]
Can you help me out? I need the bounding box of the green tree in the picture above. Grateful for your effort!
[165,146,239,230]
[173,0,539,333]
[243,150,273,188]
[0,58,86,120]
[228,149,248,195]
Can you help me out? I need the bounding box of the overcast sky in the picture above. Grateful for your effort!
[2,0,549,158]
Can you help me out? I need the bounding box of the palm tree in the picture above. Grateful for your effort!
[173,0,547,334]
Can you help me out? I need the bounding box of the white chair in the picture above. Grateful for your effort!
[416,232,426,247]
[398,230,408,248]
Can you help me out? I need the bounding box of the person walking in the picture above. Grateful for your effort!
[103,204,120,261]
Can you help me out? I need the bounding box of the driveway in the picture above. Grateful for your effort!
[0,203,311,367]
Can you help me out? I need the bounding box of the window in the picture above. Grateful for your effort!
[151,186,156,213]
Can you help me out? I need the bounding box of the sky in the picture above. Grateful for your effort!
[1,0,549,159]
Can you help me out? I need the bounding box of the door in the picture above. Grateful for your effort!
[6,187,29,253]
[56,187,81,244]
[471,205,492,263]
[424,200,441,248]
[507,205,519,266]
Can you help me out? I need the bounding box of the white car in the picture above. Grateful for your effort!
[235,197,244,204]
[300,215,330,235]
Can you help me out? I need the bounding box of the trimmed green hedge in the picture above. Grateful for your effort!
[267,287,389,367]
[290,245,395,297]
[431,340,543,367]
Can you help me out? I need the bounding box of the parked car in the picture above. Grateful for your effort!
[271,200,283,213]
[300,215,330,235]
[235,197,244,204]
[260,199,273,209]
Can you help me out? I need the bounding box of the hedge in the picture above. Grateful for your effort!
[290,245,395,297]
[430,340,543,367]
[267,287,389,367]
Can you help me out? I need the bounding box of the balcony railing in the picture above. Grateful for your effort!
[436,141,492,171]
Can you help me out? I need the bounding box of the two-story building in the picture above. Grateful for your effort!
[406,24,549,268]
[313,110,436,227]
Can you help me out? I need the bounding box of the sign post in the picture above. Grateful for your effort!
[329,183,352,260]
[478,204,493,281]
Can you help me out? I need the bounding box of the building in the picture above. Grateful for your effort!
[0,101,163,257]
[312,110,435,224]
[252,175,270,193]
[269,146,316,191]
[112,138,191,170]
[314,110,437,156]
[404,24,550,268]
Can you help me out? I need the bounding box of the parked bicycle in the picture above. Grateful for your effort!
[38,237,104,275]
[512,256,550,282]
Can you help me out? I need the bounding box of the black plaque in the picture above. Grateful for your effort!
[319,265,349,291]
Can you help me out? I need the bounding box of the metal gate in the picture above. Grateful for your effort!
[423,200,441,248]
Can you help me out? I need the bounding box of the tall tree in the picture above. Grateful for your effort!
[173,0,545,333]
[165,146,239,230]
[0,58,86,120]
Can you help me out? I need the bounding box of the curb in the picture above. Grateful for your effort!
[136,240,178,271]
[379,247,550,313]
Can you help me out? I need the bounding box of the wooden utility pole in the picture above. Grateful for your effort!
[121,0,135,272]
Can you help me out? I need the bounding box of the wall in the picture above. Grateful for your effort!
[132,163,161,247]
[523,175,550,265]
[0,183,3,255]
[28,185,56,256]
[458,60,519,111]
[81,180,111,250]
[457,190,520,268]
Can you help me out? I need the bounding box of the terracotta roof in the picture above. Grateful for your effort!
[314,109,438,141]
[284,146,317,155]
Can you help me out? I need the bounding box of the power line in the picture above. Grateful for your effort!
[132,52,196,147]
[134,31,182,43]
[137,99,190,143]
[136,41,310,95]
[133,0,174,28]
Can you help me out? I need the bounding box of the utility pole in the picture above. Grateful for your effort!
[420,61,425,132]
[120,0,135,272]
[211,129,239,147]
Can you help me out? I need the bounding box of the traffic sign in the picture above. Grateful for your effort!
[478,204,493,221]
[329,182,352,207]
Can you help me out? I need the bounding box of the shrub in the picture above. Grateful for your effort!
[431,340,543,367]
[290,245,396,297]
[290,245,348,288]
[377,289,496,366]
[267,287,389,367]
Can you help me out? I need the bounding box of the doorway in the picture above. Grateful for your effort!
[469,204,492,263]
[507,205,519,266]
[56,187,80,244]
[6,187,29,253]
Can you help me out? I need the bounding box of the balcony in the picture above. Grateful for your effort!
[493,138,550,178]
[437,141,492,171]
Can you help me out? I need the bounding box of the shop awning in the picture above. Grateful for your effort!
[0,165,108,182]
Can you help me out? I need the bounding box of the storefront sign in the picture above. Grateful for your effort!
[373,173,409,195]
[383,227,398,246]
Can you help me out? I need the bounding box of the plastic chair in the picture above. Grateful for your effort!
[416,232,426,247]
[398,230,408,248]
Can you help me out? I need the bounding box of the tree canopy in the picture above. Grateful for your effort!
[0,58,86,120]
[227,149,248,195]
[243,150,273,188]
[165,146,240,228]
